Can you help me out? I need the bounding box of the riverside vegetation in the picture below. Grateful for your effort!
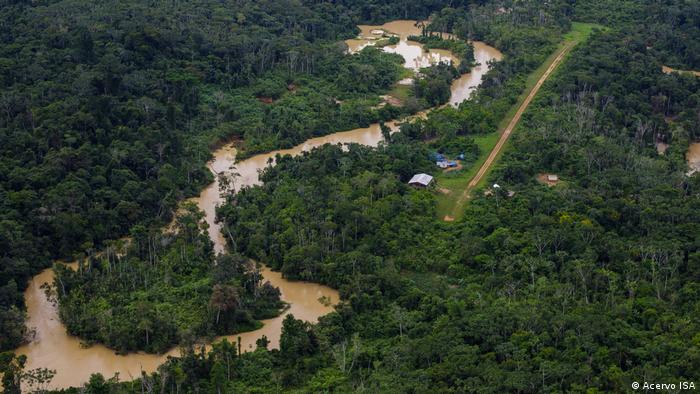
[2,0,700,393]
[0,0,469,355]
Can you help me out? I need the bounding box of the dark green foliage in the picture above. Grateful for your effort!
[335,0,474,23]
[3,0,700,392]
[0,352,24,394]
[414,62,460,106]
[0,0,437,351]
[217,141,440,286]
[82,1,697,392]
[573,0,700,68]
[217,31,700,388]
[55,204,284,353]
[0,352,56,393]
[432,136,479,160]
[397,2,568,144]
[231,47,408,156]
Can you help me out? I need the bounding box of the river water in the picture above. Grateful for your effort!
[15,21,502,390]
[346,20,457,70]
[687,142,700,176]
[344,20,502,106]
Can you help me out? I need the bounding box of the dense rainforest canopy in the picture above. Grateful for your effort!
[53,203,286,354]
[0,0,468,352]
[1,0,700,392]
[212,22,700,390]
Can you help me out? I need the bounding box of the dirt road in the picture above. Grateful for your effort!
[448,42,574,217]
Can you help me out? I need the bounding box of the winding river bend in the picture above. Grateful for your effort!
[15,21,502,390]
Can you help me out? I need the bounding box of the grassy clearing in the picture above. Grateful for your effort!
[434,22,601,220]
[435,133,499,216]
[388,83,412,103]
[492,23,602,138]
[434,46,564,219]
[565,22,606,41]
[471,21,601,190]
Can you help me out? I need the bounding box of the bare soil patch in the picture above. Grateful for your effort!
[442,161,463,173]
[536,173,560,186]
[437,187,451,194]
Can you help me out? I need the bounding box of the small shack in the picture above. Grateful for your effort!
[537,173,560,186]
[408,173,434,188]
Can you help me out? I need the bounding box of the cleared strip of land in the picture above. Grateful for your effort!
[662,65,700,77]
[438,23,600,221]
[457,45,572,197]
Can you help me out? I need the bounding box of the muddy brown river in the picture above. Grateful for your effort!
[687,142,700,176]
[345,20,458,70]
[15,21,502,390]
[344,20,502,106]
